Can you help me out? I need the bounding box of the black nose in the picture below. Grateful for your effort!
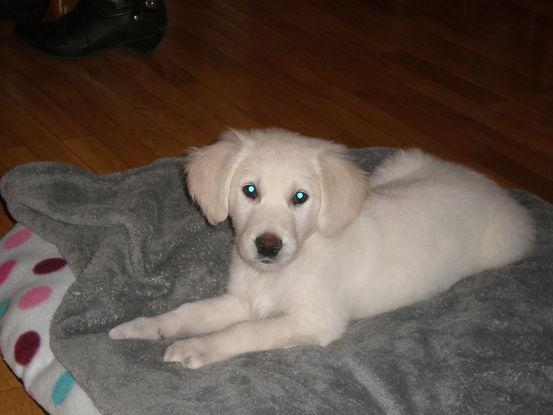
[255,233,283,258]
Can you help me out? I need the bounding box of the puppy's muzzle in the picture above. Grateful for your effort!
[255,233,283,258]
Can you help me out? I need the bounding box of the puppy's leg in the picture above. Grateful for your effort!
[109,294,249,341]
[163,316,340,369]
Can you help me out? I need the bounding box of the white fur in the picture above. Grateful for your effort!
[110,128,535,369]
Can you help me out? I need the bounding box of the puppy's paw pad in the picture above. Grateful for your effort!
[163,339,213,369]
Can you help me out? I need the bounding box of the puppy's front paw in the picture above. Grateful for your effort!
[163,338,220,369]
[109,316,165,341]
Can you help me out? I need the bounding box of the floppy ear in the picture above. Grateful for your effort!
[317,147,368,237]
[184,130,245,224]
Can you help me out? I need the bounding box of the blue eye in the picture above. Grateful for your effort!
[243,184,258,199]
[293,191,309,205]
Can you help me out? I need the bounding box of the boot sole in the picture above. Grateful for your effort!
[126,33,165,53]
[14,29,166,59]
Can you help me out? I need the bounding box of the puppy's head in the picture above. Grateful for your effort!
[185,129,368,271]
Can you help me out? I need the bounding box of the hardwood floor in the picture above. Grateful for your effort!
[0,0,552,413]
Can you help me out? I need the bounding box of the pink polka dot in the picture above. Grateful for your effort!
[33,258,67,275]
[18,286,52,310]
[2,228,33,249]
[0,259,16,286]
[14,331,40,365]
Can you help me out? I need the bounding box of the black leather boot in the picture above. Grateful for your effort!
[14,0,167,57]
[0,0,49,23]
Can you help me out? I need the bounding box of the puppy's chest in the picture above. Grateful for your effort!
[248,277,290,319]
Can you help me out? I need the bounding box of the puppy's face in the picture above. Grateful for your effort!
[185,129,368,272]
[228,153,321,270]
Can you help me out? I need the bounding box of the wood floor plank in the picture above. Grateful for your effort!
[191,3,448,150]
[0,89,87,169]
[372,55,553,165]
[165,7,371,140]
[517,91,553,121]
[0,358,20,393]
[63,137,129,174]
[490,101,553,141]
[1,72,89,142]
[25,73,158,167]
[171,17,397,146]
[76,57,211,147]
[408,4,553,84]
[359,84,553,181]
[40,95,158,168]
[0,213,15,236]
[179,83,262,130]
[104,53,211,122]
[0,41,43,78]
[186,116,229,144]
[159,28,362,143]
[404,78,553,160]
[155,38,268,113]
[138,54,199,88]
[0,120,22,149]
[383,50,505,105]
[317,0,553,99]
[0,50,159,167]
[250,0,341,35]
[358,87,552,197]
[401,34,553,101]
[53,63,185,158]
[0,388,45,415]
[0,146,39,170]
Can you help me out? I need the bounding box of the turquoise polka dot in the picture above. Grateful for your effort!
[51,371,75,407]
[0,298,10,318]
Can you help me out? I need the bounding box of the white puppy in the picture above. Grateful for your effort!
[110,128,535,369]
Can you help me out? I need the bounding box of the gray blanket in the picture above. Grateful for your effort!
[1,148,552,415]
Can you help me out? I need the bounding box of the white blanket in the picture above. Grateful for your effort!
[0,224,99,415]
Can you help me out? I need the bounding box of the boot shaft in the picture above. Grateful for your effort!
[79,0,167,19]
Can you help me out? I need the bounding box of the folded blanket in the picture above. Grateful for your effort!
[0,224,100,415]
[1,148,552,415]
